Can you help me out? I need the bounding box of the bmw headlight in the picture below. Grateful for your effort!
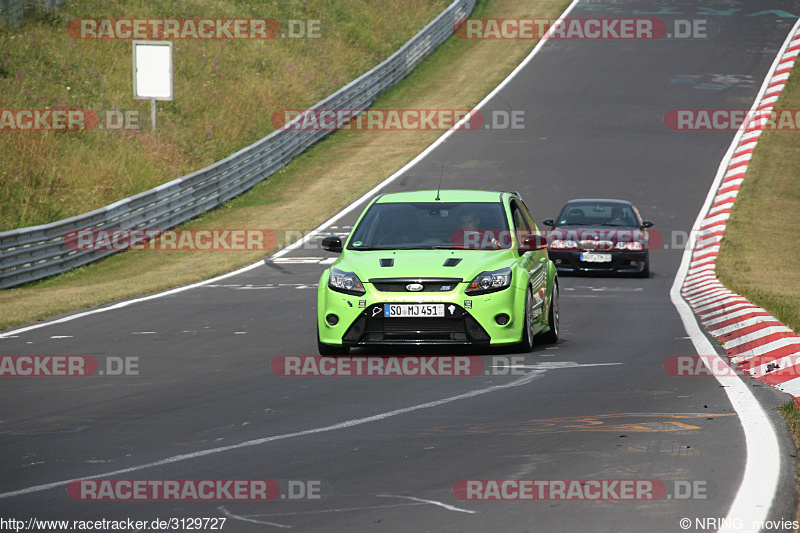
[466,267,512,295]
[550,239,579,250]
[615,241,644,251]
[328,268,365,296]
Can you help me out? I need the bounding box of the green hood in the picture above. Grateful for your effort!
[334,249,516,282]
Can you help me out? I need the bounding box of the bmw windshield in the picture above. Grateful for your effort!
[556,201,639,227]
[347,202,511,250]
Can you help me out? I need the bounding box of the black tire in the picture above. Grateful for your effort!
[518,286,535,352]
[537,282,559,344]
[317,326,349,356]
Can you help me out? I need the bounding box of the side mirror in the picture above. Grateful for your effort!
[521,234,548,252]
[641,220,654,229]
[542,219,555,227]
[321,235,343,253]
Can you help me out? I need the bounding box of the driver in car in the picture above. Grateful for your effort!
[460,212,500,247]
[609,207,625,224]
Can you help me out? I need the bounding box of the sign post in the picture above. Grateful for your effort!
[132,41,173,132]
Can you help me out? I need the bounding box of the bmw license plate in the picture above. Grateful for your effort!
[384,304,445,317]
[580,252,612,263]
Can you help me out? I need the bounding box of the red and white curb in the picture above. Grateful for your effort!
[681,22,800,403]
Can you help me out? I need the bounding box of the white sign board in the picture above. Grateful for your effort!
[133,41,173,100]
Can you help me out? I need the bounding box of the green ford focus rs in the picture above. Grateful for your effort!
[316,189,559,355]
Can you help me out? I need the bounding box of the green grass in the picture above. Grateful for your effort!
[780,402,800,437]
[0,0,449,230]
[0,0,570,329]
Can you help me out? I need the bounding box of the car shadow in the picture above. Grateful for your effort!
[557,270,652,279]
[348,339,567,357]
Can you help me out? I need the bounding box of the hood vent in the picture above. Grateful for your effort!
[380,258,394,267]
[443,258,462,267]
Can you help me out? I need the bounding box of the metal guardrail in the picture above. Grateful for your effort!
[0,0,476,289]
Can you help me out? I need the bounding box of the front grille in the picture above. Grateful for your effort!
[343,304,489,344]
[369,278,462,293]
[579,240,613,251]
[372,318,468,341]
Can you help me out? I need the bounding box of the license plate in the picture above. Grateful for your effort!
[384,304,445,317]
[580,252,612,263]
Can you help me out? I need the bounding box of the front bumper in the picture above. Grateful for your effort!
[340,303,490,345]
[318,281,530,347]
[548,250,648,274]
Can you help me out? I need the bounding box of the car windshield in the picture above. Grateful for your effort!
[556,202,638,227]
[347,201,511,250]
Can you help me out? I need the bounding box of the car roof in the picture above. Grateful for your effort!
[562,198,633,206]
[374,189,510,204]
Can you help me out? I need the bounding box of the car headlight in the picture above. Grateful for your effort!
[615,241,644,251]
[328,268,365,296]
[550,239,578,250]
[466,267,512,295]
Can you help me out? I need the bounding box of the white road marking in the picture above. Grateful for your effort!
[493,362,622,371]
[0,368,552,500]
[218,506,291,528]
[246,502,424,518]
[205,283,318,290]
[704,308,767,326]
[272,257,325,264]
[574,286,643,292]
[723,327,795,349]
[376,494,475,514]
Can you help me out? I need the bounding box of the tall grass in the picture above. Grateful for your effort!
[0,0,448,230]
